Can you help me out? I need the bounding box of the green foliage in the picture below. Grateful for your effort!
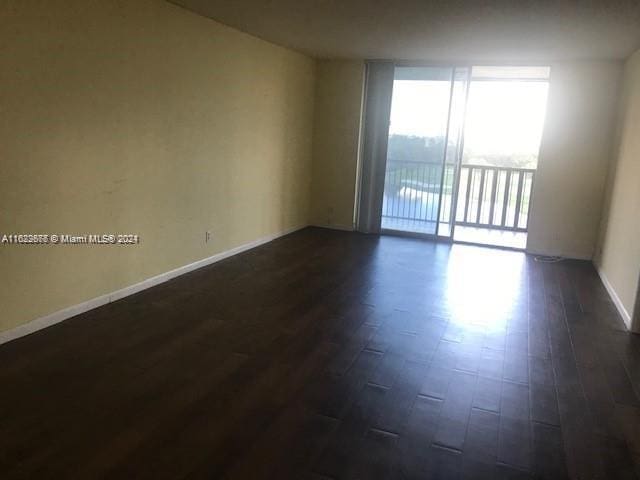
[387,135,447,163]
[388,134,537,168]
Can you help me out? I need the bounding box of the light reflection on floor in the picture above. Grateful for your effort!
[370,235,527,336]
[444,244,526,332]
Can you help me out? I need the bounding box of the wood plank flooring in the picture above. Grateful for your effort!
[2,227,640,479]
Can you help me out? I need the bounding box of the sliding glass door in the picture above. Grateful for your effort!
[362,63,548,247]
[380,66,469,237]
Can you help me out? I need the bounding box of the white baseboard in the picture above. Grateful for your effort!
[0,224,307,345]
[312,223,354,232]
[596,266,632,330]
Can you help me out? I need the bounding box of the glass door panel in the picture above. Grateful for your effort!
[381,67,453,236]
[452,66,549,249]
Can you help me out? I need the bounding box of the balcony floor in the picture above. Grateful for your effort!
[454,225,527,250]
[381,216,527,250]
[381,216,438,235]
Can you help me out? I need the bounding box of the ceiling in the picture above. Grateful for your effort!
[169,0,640,62]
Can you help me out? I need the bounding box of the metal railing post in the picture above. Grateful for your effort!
[513,171,524,229]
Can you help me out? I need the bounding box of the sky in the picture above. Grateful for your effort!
[388,78,549,157]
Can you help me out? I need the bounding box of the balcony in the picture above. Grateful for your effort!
[381,160,535,249]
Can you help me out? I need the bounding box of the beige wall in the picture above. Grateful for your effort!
[310,60,365,229]
[596,50,640,330]
[527,61,622,259]
[0,0,316,333]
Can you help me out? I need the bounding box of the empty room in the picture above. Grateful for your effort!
[2,0,640,478]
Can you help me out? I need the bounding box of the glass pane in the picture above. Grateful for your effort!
[463,80,548,169]
[381,67,453,236]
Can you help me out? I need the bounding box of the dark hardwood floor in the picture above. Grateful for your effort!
[2,227,640,479]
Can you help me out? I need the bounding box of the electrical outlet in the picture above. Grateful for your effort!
[205,231,212,243]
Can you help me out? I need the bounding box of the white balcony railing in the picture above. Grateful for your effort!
[382,160,535,233]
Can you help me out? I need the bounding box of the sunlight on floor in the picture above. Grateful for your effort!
[445,244,526,331]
